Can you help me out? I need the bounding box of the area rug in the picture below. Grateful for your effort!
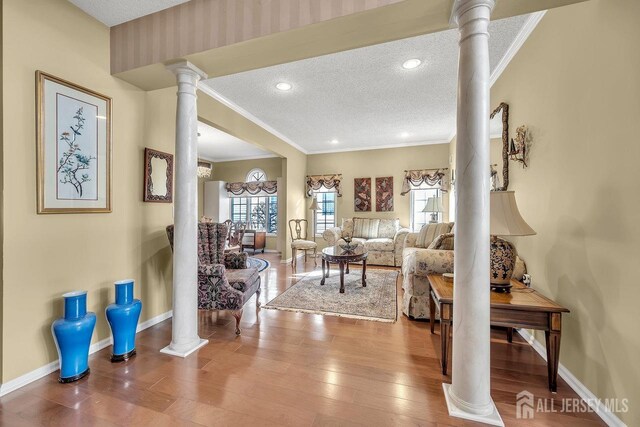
[247,257,270,272]
[264,268,398,323]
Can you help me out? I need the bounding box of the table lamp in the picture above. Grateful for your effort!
[422,196,443,223]
[490,191,536,292]
[309,197,319,242]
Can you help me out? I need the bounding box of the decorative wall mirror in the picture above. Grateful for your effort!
[489,102,509,191]
[143,148,174,202]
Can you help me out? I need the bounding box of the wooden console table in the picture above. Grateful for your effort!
[427,274,569,392]
[242,230,266,253]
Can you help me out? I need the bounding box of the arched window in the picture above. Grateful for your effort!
[246,168,266,182]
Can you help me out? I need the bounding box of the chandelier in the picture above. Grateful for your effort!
[197,161,212,178]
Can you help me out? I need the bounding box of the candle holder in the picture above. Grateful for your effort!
[509,125,529,168]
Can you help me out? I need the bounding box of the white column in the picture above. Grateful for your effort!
[161,61,209,358]
[444,1,503,426]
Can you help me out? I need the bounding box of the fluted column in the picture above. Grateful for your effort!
[444,1,502,425]
[160,61,209,358]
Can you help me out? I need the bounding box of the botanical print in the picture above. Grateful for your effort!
[354,178,371,212]
[56,97,98,200]
[376,176,393,212]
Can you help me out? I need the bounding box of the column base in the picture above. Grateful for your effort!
[160,338,208,358]
[442,383,504,426]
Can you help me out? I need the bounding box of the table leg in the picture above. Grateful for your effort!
[326,262,330,278]
[346,262,350,274]
[506,327,514,343]
[440,304,452,375]
[320,258,326,286]
[339,262,345,293]
[546,313,562,392]
[429,288,436,334]
[362,259,367,287]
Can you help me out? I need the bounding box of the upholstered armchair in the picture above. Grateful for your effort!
[166,222,261,334]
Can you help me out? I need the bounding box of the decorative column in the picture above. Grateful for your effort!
[445,1,502,426]
[160,61,209,358]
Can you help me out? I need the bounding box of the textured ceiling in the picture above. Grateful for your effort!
[197,121,276,163]
[203,14,530,154]
[68,0,190,27]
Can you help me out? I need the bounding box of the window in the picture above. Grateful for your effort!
[410,188,441,232]
[314,190,336,235]
[230,196,278,233]
[246,168,266,182]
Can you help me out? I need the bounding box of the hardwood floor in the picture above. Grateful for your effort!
[0,254,604,426]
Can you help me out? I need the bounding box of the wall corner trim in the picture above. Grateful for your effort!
[516,329,627,427]
[0,310,173,398]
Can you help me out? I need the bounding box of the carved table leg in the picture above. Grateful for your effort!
[339,262,345,293]
[506,327,513,343]
[440,303,452,375]
[346,262,350,274]
[429,287,436,334]
[320,258,326,286]
[362,259,367,287]
[546,313,562,392]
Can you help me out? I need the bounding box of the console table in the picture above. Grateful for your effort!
[427,274,569,392]
[242,230,266,253]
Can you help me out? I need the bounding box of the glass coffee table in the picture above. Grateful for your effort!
[320,245,368,293]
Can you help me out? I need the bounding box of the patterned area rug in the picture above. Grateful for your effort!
[247,257,270,272]
[264,268,398,323]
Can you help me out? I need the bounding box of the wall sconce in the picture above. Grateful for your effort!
[197,161,212,178]
[509,125,529,168]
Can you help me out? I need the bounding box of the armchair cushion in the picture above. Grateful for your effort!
[415,222,454,248]
[291,240,317,249]
[226,267,260,292]
[224,252,247,269]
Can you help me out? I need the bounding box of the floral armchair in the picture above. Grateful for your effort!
[166,222,261,334]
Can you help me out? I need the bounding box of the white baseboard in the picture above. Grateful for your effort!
[280,252,306,264]
[0,310,173,397]
[516,329,626,427]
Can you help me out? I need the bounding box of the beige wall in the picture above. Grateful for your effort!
[481,0,638,423]
[307,144,450,247]
[1,0,176,382]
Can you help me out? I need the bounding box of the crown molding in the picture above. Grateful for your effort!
[198,153,279,163]
[307,138,449,155]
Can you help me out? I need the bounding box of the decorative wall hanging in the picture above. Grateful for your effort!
[36,71,112,213]
[143,148,174,203]
[400,169,448,195]
[509,125,529,167]
[306,174,342,197]
[354,178,371,212]
[226,180,277,195]
[375,177,394,212]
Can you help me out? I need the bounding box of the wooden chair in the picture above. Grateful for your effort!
[289,219,317,269]
[223,220,246,253]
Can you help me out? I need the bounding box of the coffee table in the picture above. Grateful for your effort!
[320,245,368,293]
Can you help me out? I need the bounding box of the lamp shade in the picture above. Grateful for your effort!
[422,197,443,213]
[490,191,536,236]
[309,197,319,211]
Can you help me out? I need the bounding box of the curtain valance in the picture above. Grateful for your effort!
[225,180,278,196]
[400,169,449,195]
[306,174,343,197]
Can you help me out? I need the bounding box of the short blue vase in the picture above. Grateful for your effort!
[106,279,142,362]
[51,291,96,383]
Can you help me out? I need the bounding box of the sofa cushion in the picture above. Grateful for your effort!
[353,218,380,239]
[364,238,394,252]
[416,222,453,248]
[225,267,259,293]
[427,233,455,250]
[378,219,400,238]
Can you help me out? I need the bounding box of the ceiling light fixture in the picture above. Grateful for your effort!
[276,82,292,91]
[330,139,339,144]
[402,59,422,70]
[400,132,410,138]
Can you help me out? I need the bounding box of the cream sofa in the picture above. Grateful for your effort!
[401,222,526,319]
[323,218,410,267]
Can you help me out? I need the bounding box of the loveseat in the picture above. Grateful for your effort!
[323,218,410,267]
[401,222,526,319]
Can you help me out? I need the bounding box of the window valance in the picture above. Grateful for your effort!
[306,174,343,197]
[400,169,449,195]
[225,180,278,196]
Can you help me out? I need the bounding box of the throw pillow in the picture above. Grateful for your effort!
[224,252,248,270]
[416,223,453,248]
[427,233,455,250]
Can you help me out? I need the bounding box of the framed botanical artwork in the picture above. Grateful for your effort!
[376,176,394,212]
[143,148,174,203]
[354,178,371,212]
[36,71,112,213]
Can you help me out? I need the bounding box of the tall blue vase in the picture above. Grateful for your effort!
[51,291,96,383]
[106,279,142,362]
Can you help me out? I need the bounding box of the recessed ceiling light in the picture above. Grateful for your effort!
[400,132,410,138]
[402,59,422,70]
[276,82,292,91]
[330,139,339,144]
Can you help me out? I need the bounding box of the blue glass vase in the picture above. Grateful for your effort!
[106,279,142,362]
[51,291,96,383]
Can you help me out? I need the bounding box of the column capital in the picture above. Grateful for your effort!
[166,60,208,81]
[450,0,495,27]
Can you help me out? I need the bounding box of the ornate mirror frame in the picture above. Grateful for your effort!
[143,148,174,203]
[490,102,509,191]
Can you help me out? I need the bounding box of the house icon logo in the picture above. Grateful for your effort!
[516,390,535,419]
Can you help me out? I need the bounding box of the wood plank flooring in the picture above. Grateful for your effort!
[0,254,604,426]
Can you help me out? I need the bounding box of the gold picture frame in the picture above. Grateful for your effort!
[36,71,112,213]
